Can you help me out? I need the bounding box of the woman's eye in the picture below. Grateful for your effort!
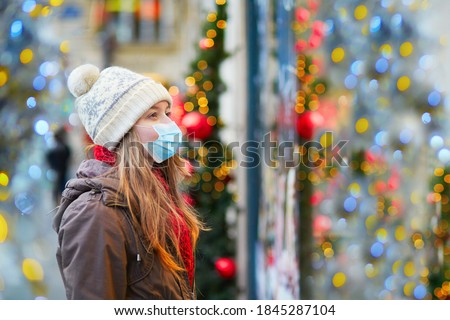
[148,112,158,119]
[166,112,172,117]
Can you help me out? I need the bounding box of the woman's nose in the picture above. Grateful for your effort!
[160,113,173,124]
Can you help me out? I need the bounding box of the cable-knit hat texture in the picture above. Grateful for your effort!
[67,64,172,147]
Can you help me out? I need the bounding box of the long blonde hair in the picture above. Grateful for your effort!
[90,130,203,281]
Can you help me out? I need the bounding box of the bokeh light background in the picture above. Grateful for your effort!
[1,0,450,299]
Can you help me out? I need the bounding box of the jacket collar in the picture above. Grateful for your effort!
[53,159,126,232]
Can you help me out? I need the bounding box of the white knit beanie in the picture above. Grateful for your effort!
[67,64,172,147]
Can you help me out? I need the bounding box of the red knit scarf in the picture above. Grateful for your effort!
[93,145,194,287]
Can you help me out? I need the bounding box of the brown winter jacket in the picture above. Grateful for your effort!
[53,159,195,300]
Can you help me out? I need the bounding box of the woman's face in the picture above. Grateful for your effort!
[133,101,172,142]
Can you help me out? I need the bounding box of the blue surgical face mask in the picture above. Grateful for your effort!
[143,121,182,163]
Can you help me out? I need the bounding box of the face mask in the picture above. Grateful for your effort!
[140,121,182,163]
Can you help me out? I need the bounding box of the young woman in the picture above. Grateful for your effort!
[53,64,203,299]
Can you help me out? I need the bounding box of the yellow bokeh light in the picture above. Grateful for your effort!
[20,49,33,64]
[168,86,179,96]
[0,214,8,243]
[331,47,345,63]
[0,173,9,187]
[320,132,333,148]
[380,44,393,58]
[216,0,226,5]
[185,76,196,87]
[365,215,377,230]
[60,40,70,53]
[355,118,369,134]
[397,76,410,91]
[193,71,203,81]
[198,60,208,70]
[41,6,52,16]
[198,97,208,107]
[348,182,360,195]
[434,184,444,193]
[354,5,368,20]
[404,261,416,277]
[207,13,217,22]
[22,258,44,281]
[315,83,326,94]
[324,248,334,258]
[414,239,424,249]
[365,264,378,278]
[203,81,213,91]
[395,226,406,241]
[392,260,402,274]
[0,70,8,87]
[376,228,387,242]
[207,29,217,38]
[29,4,42,18]
[332,272,346,288]
[217,20,227,29]
[403,282,415,297]
[201,172,212,182]
[184,102,194,112]
[434,168,444,176]
[50,0,64,6]
[199,106,209,114]
[207,116,217,126]
[215,181,225,192]
[400,41,413,57]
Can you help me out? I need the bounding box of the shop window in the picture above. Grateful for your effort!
[91,0,176,45]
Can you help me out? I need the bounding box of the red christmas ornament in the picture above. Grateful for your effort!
[308,34,322,49]
[295,7,310,23]
[181,112,213,140]
[312,20,326,38]
[296,111,324,140]
[295,39,308,52]
[215,257,236,279]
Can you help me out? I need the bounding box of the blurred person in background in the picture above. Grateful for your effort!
[46,126,71,205]
[53,64,204,299]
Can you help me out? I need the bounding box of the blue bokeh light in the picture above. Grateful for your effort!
[27,97,37,108]
[430,135,444,149]
[344,197,357,212]
[370,16,382,33]
[33,76,46,91]
[375,131,388,146]
[22,0,36,13]
[344,74,358,89]
[421,112,431,124]
[438,148,450,164]
[28,165,42,180]
[428,91,441,107]
[413,285,427,299]
[370,242,384,258]
[11,20,23,38]
[375,58,389,73]
[399,129,413,144]
[34,119,49,135]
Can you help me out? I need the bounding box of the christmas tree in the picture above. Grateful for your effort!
[176,0,237,299]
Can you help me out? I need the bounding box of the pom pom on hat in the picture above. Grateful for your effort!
[68,64,173,147]
[67,64,100,97]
